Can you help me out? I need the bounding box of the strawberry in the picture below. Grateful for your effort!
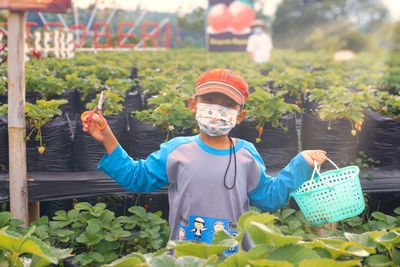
[257,126,264,138]
[38,146,45,154]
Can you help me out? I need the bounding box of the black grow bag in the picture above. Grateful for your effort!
[128,117,165,160]
[301,112,359,164]
[74,114,129,171]
[53,89,81,116]
[0,116,8,172]
[0,95,6,105]
[239,114,298,169]
[123,87,143,113]
[26,115,75,172]
[357,109,400,168]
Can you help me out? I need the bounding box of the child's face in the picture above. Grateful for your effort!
[189,92,246,125]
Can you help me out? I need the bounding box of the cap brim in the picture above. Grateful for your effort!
[195,86,244,105]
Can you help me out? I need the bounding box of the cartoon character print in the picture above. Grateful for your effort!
[190,217,207,241]
[178,227,186,240]
[228,232,238,253]
[213,221,225,235]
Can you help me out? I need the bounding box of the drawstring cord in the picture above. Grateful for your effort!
[224,136,237,189]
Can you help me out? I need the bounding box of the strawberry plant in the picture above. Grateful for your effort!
[374,91,400,119]
[380,67,400,95]
[85,90,124,116]
[117,206,170,254]
[25,99,68,154]
[245,88,301,143]
[0,226,72,267]
[133,88,196,140]
[308,86,374,136]
[0,104,6,116]
[25,63,67,98]
[65,73,102,100]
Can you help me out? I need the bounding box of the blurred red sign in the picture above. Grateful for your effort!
[0,0,71,13]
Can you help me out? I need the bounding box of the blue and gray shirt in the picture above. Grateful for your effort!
[98,135,313,249]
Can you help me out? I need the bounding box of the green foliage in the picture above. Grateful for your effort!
[308,86,373,135]
[24,99,68,151]
[86,91,124,116]
[245,88,301,142]
[0,66,7,96]
[345,151,380,170]
[381,67,400,95]
[118,206,170,254]
[107,208,400,266]
[0,104,7,116]
[133,88,196,140]
[2,206,400,266]
[0,226,71,267]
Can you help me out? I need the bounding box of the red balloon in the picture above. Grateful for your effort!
[208,3,232,33]
[229,1,255,32]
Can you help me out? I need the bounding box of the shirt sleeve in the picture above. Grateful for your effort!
[246,144,313,212]
[97,142,172,193]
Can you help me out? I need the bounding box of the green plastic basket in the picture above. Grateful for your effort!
[290,158,365,226]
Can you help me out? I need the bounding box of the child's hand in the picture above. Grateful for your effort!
[82,113,111,143]
[301,150,327,167]
[82,113,119,154]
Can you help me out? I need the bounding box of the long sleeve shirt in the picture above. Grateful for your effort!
[98,135,313,249]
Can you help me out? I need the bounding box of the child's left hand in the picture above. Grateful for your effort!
[301,150,327,167]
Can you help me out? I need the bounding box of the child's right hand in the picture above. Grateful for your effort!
[81,113,111,143]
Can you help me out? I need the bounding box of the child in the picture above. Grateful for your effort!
[82,68,327,250]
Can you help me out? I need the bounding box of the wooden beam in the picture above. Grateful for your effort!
[8,11,28,226]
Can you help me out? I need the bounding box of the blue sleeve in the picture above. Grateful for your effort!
[97,139,183,193]
[247,145,313,212]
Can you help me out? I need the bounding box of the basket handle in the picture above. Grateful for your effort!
[307,158,337,191]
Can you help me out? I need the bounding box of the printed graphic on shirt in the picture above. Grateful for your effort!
[178,227,186,241]
[191,217,208,241]
[177,215,238,255]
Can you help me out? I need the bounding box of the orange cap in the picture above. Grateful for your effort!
[195,69,249,105]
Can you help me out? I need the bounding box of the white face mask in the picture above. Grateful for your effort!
[253,27,263,34]
[195,103,238,137]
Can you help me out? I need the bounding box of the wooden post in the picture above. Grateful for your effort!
[8,11,28,226]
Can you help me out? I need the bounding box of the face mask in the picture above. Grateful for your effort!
[253,27,263,34]
[195,103,238,137]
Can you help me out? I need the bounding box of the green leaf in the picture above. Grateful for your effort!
[344,232,377,250]
[168,241,230,259]
[298,259,361,267]
[249,259,294,267]
[236,211,275,242]
[364,254,393,267]
[102,253,148,267]
[0,227,70,266]
[373,231,400,251]
[371,212,389,222]
[175,256,212,266]
[74,202,93,211]
[306,239,372,259]
[280,209,296,222]
[0,212,12,228]
[148,254,177,267]
[249,222,302,247]
[266,244,320,265]
[218,251,249,267]
[128,206,147,219]
[394,208,400,216]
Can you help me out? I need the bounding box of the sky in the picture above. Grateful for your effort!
[73,0,400,21]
